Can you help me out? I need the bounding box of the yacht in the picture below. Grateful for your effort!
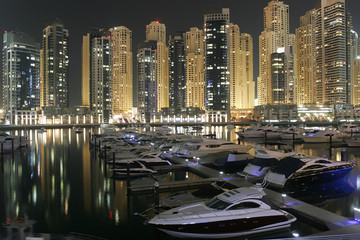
[111,160,157,178]
[338,123,360,134]
[279,127,304,140]
[175,139,253,162]
[345,138,360,148]
[264,155,354,188]
[75,127,83,133]
[238,147,292,178]
[236,124,279,139]
[147,186,296,239]
[301,128,349,143]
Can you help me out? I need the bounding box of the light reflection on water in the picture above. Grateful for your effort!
[0,126,359,239]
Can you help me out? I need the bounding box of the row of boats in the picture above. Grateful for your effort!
[236,123,360,146]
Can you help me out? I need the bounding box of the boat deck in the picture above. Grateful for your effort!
[131,155,360,237]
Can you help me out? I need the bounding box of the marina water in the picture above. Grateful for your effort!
[0,126,359,239]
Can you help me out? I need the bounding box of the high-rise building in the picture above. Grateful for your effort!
[185,27,205,109]
[204,8,230,113]
[145,21,169,112]
[271,50,286,104]
[82,29,112,122]
[239,33,255,109]
[2,31,40,124]
[228,23,241,109]
[352,58,360,105]
[258,1,291,105]
[110,26,133,118]
[137,41,157,122]
[314,0,352,104]
[40,19,69,108]
[295,9,317,105]
[169,31,186,112]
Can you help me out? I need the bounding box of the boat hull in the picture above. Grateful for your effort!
[152,214,295,239]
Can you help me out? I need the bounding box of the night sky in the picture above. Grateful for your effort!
[1,0,360,106]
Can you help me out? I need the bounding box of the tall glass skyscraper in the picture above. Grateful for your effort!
[204,8,230,113]
[2,31,40,124]
[169,31,186,113]
[40,19,69,108]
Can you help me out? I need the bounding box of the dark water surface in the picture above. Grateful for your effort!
[0,126,359,239]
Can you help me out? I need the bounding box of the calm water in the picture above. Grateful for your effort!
[0,126,359,239]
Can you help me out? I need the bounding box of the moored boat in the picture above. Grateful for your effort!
[147,186,296,239]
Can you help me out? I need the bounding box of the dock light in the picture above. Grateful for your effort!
[282,194,287,204]
[292,232,299,237]
[355,207,360,222]
[219,171,224,175]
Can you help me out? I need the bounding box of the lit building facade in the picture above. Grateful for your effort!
[2,31,40,124]
[137,41,157,122]
[258,0,291,105]
[239,33,255,109]
[169,31,186,112]
[146,21,169,112]
[82,29,112,122]
[110,26,133,118]
[40,19,69,108]
[229,23,241,109]
[271,51,286,104]
[204,8,230,113]
[314,0,352,104]
[295,9,317,105]
[353,58,360,106]
[185,27,205,109]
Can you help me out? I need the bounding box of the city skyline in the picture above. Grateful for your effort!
[1,0,360,107]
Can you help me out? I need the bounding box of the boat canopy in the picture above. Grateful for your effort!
[271,157,306,178]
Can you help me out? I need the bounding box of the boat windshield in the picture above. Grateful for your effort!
[205,197,231,210]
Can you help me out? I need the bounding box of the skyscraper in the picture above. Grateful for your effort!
[169,31,186,112]
[239,33,255,109]
[137,41,157,122]
[228,23,241,109]
[110,26,133,118]
[82,29,112,122]
[258,0,292,105]
[145,21,169,112]
[295,9,317,105]
[2,31,40,124]
[314,0,351,104]
[185,27,205,110]
[204,8,230,114]
[40,19,69,108]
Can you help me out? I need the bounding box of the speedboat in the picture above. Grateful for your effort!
[338,123,360,134]
[147,186,296,239]
[264,155,354,188]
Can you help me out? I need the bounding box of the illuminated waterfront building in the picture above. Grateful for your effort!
[137,41,157,122]
[204,8,230,114]
[229,23,241,109]
[239,33,255,109]
[185,27,205,110]
[82,29,112,122]
[352,58,360,105]
[169,31,186,112]
[314,0,352,104]
[2,31,40,124]
[295,9,317,105]
[110,26,133,118]
[40,19,69,108]
[146,21,169,112]
[258,0,293,105]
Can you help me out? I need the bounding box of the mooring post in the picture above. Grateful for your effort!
[11,139,14,153]
[112,152,116,170]
[104,145,107,159]
[341,148,346,161]
[264,130,268,147]
[1,142,3,156]
[329,135,333,159]
[154,181,159,208]
[126,160,131,195]
[292,131,296,150]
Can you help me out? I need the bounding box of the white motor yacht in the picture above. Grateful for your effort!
[147,186,296,239]
[111,160,157,178]
[264,155,354,188]
[338,123,360,134]
[301,128,349,143]
[236,124,279,139]
[175,139,253,161]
